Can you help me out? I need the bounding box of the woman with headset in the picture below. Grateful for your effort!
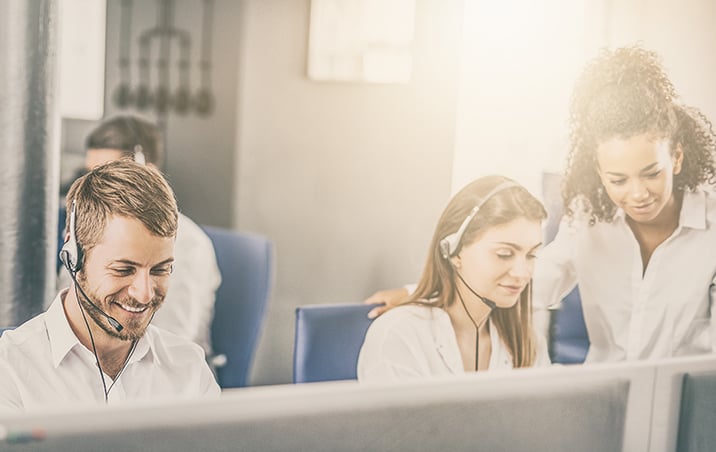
[531,46,716,362]
[358,176,551,381]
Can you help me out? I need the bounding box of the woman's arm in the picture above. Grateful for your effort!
[363,286,412,319]
[532,216,580,339]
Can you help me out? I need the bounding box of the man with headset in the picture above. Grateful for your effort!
[0,160,220,410]
[57,115,221,359]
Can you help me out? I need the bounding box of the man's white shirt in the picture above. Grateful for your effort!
[0,290,220,412]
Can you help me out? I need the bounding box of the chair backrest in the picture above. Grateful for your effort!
[203,226,274,388]
[549,287,589,364]
[676,369,716,452]
[293,303,377,383]
[542,171,589,364]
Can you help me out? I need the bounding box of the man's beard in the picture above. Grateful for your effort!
[75,272,164,341]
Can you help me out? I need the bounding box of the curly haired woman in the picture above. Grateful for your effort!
[534,45,716,362]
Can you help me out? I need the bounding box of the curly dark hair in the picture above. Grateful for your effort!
[563,45,716,223]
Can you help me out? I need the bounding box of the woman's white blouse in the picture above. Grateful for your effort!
[533,188,716,362]
[357,304,550,382]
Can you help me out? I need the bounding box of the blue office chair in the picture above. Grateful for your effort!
[203,226,274,388]
[677,370,716,450]
[293,303,378,383]
[548,287,589,363]
[542,172,589,364]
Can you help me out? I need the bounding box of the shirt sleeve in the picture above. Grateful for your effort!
[533,216,580,339]
[199,362,222,397]
[56,267,72,297]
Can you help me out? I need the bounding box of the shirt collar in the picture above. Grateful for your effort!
[432,315,462,373]
[45,289,83,368]
[430,306,499,373]
[130,326,160,366]
[612,188,706,230]
[679,189,707,230]
[45,290,159,368]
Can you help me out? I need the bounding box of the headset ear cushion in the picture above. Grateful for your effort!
[59,248,70,271]
[439,236,453,260]
[75,246,84,272]
[60,239,82,273]
[60,200,83,273]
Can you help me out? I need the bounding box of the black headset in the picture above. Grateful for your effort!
[440,181,519,370]
[61,138,144,403]
[439,181,519,260]
[60,200,133,403]
[59,200,124,333]
[59,200,83,273]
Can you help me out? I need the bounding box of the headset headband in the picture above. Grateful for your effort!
[439,180,519,259]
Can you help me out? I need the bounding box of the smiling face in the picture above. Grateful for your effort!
[76,215,175,341]
[596,133,683,225]
[453,217,542,308]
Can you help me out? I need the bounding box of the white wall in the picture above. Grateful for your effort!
[234,0,464,385]
[606,0,716,121]
[451,0,608,198]
[451,0,716,200]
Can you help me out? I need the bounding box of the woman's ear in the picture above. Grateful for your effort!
[450,254,462,269]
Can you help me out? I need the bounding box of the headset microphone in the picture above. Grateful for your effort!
[454,269,495,372]
[455,271,497,311]
[60,200,124,332]
[65,267,124,333]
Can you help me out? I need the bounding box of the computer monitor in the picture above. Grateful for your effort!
[0,362,635,452]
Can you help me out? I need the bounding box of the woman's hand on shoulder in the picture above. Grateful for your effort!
[364,287,410,319]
